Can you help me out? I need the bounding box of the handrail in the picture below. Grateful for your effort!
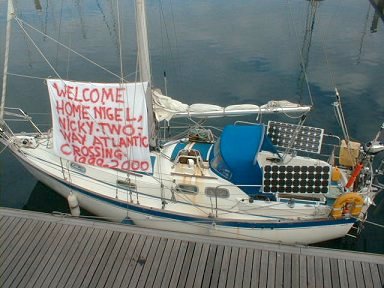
[2,106,43,135]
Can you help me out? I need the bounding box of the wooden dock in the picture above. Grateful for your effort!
[0,208,383,288]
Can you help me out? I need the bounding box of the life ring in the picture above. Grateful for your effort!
[331,192,364,219]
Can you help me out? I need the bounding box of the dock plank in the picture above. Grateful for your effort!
[201,244,218,288]
[25,224,71,288]
[64,228,104,288]
[307,255,315,288]
[176,241,196,288]
[283,252,292,287]
[292,253,300,288]
[259,250,269,288]
[251,249,262,287]
[118,234,149,286]
[185,241,203,288]
[168,240,189,288]
[112,233,142,288]
[193,243,211,288]
[300,254,307,288]
[57,227,95,288]
[41,225,83,287]
[353,261,365,288]
[159,239,182,288]
[153,238,176,288]
[337,259,348,288]
[275,252,284,288]
[16,223,63,288]
[345,260,357,288]
[361,262,374,288]
[95,232,128,288]
[377,264,384,286]
[88,231,120,287]
[0,218,34,262]
[103,233,134,287]
[0,208,383,288]
[0,215,8,229]
[314,255,323,288]
[217,245,232,288]
[370,263,382,288]
[0,216,17,238]
[267,251,277,288]
[0,219,41,278]
[49,226,89,288]
[144,238,169,288]
[128,236,155,288]
[110,235,146,287]
[234,247,247,288]
[209,244,225,288]
[71,228,109,287]
[226,246,239,288]
[31,224,77,288]
[330,258,341,288]
[322,257,332,288]
[241,248,254,288]
[80,229,114,287]
[135,236,161,288]
[2,221,54,288]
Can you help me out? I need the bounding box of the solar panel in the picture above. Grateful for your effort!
[267,121,324,154]
[262,165,331,194]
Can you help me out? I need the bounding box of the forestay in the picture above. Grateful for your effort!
[47,79,152,173]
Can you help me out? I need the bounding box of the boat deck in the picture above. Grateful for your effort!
[0,207,383,288]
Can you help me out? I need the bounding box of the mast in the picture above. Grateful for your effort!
[0,0,15,122]
[135,0,156,146]
[136,0,151,83]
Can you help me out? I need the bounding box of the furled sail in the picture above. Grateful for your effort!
[47,79,152,173]
[152,90,311,121]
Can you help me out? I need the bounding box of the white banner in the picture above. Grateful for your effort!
[47,79,152,173]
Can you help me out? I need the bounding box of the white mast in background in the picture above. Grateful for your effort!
[0,0,15,121]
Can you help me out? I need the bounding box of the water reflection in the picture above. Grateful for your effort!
[34,0,42,11]
[369,0,384,32]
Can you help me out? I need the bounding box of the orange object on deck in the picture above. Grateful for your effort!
[345,163,363,189]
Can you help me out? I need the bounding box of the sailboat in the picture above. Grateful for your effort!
[1,0,383,245]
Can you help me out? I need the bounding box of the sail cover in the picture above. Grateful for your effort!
[152,90,311,121]
[47,79,152,173]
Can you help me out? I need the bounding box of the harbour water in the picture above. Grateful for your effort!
[0,0,383,253]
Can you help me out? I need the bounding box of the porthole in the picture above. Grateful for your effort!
[205,187,229,198]
[176,184,198,194]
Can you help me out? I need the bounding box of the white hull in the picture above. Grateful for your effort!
[10,143,355,245]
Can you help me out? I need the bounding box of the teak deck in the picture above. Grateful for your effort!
[0,208,383,287]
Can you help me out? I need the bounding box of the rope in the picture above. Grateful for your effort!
[364,219,384,229]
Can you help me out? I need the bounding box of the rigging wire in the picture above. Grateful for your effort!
[116,0,125,83]
[14,17,61,79]
[14,17,122,80]
[286,0,314,107]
